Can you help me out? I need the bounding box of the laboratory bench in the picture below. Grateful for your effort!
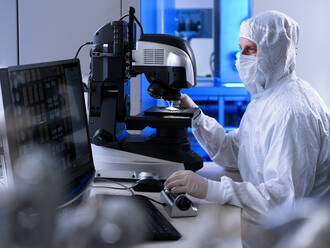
[92,159,242,248]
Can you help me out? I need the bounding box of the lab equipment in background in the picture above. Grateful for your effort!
[175,9,212,43]
[161,189,198,218]
[140,0,251,160]
[88,7,203,174]
[142,0,251,82]
[179,0,251,130]
[196,99,248,128]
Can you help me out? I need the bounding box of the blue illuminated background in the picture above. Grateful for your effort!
[139,0,251,160]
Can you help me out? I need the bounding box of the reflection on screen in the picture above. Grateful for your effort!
[8,63,91,174]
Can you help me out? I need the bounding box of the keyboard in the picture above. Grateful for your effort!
[97,194,182,241]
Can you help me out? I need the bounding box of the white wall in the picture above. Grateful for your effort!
[4,0,141,115]
[19,0,122,78]
[253,0,330,108]
[0,0,17,67]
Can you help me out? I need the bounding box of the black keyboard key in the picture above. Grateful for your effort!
[96,194,182,241]
[133,195,182,241]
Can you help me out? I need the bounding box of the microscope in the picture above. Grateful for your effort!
[88,7,203,173]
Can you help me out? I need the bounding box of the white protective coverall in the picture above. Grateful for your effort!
[192,11,330,247]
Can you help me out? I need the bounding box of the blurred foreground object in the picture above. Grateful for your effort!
[0,149,62,248]
[262,196,330,248]
[55,196,147,248]
[0,149,147,248]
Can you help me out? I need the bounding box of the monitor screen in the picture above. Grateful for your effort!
[0,59,95,206]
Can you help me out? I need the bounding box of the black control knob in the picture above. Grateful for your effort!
[175,194,192,211]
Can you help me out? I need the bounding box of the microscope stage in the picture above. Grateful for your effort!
[144,106,197,117]
[125,107,200,130]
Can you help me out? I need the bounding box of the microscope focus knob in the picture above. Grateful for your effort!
[175,194,192,211]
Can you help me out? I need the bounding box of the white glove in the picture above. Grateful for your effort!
[174,94,198,108]
[164,170,208,199]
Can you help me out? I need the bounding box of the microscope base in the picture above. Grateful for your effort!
[91,144,185,180]
[92,132,203,173]
[118,134,203,172]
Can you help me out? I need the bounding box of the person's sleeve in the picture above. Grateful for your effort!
[192,111,239,169]
[205,111,320,220]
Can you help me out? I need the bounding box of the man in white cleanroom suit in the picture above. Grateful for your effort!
[165,11,330,247]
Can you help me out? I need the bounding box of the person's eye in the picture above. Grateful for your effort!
[246,48,257,55]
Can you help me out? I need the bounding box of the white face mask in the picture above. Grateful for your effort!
[235,54,265,95]
[235,54,257,85]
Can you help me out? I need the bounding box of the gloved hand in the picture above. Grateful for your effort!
[164,170,208,199]
[173,94,198,108]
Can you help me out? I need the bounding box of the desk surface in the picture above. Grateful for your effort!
[0,152,242,247]
[92,162,242,248]
[136,199,242,248]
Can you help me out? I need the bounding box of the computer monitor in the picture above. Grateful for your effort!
[0,59,95,206]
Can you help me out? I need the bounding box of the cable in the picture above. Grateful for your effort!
[93,185,166,206]
[94,177,138,189]
[92,185,135,196]
[119,13,144,36]
[119,14,129,21]
[134,16,144,36]
[94,177,137,189]
[137,195,167,206]
[74,41,93,59]
[93,177,167,206]
[74,42,92,92]
[94,177,137,195]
